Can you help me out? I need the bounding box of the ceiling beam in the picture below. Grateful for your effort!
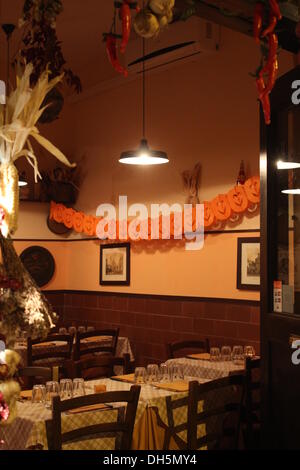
[174,0,299,53]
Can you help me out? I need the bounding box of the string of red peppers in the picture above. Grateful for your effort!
[104,1,140,77]
[253,0,282,125]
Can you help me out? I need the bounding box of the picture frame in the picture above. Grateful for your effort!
[237,237,260,291]
[100,243,130,286]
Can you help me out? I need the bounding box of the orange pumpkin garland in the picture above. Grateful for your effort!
[203,202,215,229]
[227,186,249,213]
[211,195,232,221]
[244,176,260,204]
[49,175,260,240]
[63,208,75,229]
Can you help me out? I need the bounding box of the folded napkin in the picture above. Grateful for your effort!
[81,336,109,343]
[34,342,57,348]
[20,390,32,399]
[186,353,211,361]
[111,373,135,383]
[154,381,189,392]
[67,403,110,414]
[94,384,107,393]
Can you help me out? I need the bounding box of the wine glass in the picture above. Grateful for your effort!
[60,379,73,400]
[32,385,46,404]
[210,347,221,362]
[134,367,147,384]
[146,364,159,384]
[221,346,232,362]
[244,345,256,358]
[68,326,76,336]
[159,363,171,383]
[45,381,60,409]
[78,326,86,334]
[232,346,244,365]
[59,327,67,335]
[73,378,85,397]
[170,363,184,382]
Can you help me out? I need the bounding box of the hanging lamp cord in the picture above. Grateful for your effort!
[142,36,146,139]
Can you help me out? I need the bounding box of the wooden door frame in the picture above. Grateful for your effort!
[260,65,300,447]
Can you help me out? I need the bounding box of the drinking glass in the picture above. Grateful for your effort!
[60,379,73,400]
[244,346,256,358]
[146,364,159,384]
[170,363,184,382]
[78,326,86,334]
[134,367,147,384]
[59,327,67,335]
[87,326,95,332]
[159,363,171,383]
[68,326,76,336]
[232,346,244,365]
[45,381,60,409]
[73,378,86,397]
[210,347,221,362]
[32,385,46,404]
[221,346,232,362]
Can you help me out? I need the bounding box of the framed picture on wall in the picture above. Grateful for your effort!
[100,243,130,286]
[237,237,260,290]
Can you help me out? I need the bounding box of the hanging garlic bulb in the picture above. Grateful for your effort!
[149,0,175,16]
[133,10,160,38]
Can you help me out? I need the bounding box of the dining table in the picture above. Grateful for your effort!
[166,356,247,380]
[0,376,209,451]
[14,336,134,367]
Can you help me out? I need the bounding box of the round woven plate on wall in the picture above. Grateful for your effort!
[20,246,55,288]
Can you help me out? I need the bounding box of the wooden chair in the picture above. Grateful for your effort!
[74,328,119,360]
[243,357,261,449]
[50,385,141,450]
[17,366,59,389]
[163,374,245,450]
[166,339,210,359]
[66,353,131,380]
[27,334,74,379]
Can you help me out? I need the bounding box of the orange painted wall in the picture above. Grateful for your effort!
[14,232,260,300]
[13,25,294,301]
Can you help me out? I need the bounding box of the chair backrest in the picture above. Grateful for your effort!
[17,366,59,389]
[245,357,261,447]
[164,374,244,450]
[188,375,245,450]
[50,385,141,450]
[67,354,130,380]
[74,328,119,360]
[27,334,74,366]
[166,339,210,359]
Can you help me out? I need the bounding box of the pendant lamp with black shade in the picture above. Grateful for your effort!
[119,37,169,166]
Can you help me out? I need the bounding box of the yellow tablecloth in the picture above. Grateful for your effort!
[0,379,206,450]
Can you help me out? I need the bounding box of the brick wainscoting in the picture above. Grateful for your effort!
[44,291,260,366]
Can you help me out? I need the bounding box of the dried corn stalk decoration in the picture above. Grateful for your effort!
[0,63,76,237]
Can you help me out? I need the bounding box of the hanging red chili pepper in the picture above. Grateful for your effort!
[269,0,282,20]
[261,14,277,38]
[120,1,131,53]
[105,33,128,77]
[253,2,264,44]
[253,0,281,125]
